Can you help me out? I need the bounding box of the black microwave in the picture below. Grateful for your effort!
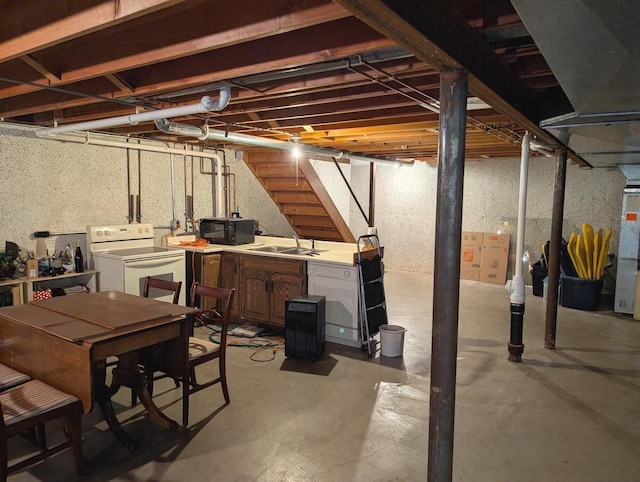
[200,218,255,245]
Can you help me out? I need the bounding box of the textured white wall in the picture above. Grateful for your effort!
[0,125,292,260]
[313,155,625,283]
[309,158,351,226]
[1,123,627,285]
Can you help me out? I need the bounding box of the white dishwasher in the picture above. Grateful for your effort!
[307,261,359,348]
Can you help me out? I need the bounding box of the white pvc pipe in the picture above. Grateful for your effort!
[154,119,408,167]
[509,131,530,304]
[41,132,223,160]
[35,87,231,138]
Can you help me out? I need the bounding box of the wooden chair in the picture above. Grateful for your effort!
[0,380,85,479]
[182,283,234,426]
[150,282,234,427]
[142,276,182,305]
[0,364,29,392]
[131,276,183,406]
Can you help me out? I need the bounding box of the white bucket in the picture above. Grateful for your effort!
[379,324,407,357]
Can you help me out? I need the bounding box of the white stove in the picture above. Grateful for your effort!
[87,223,186,305]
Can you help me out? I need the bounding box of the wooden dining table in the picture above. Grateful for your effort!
[0,290,198,450]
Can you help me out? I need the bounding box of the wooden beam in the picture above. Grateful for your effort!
[0,21,394,117]
[332,0,590,167]
[19,55,60,82]
[0,0,185,63]
[0,0,350,100]
[105,74,134,95]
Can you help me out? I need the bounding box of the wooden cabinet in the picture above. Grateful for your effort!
[270,271,305,326]
[241,267,270,322]
[185,252,221,309]
[201,254,221,287]
[220,253,240,319]
[239,255,306,328]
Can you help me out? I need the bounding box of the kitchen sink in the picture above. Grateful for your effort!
[250,245,293,253]
[281,248,329,255]
[250,245,329,255]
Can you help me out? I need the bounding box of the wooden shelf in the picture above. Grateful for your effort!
[12,270,98,303]
[0,278,26,306]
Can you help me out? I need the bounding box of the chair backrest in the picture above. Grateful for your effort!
[189,283,235,345]
[143,276,182,304]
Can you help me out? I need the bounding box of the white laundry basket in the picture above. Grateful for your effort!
[379,324,407,357]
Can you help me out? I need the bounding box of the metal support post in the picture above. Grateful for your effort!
[545,148,567,349]
[428,69,468,482]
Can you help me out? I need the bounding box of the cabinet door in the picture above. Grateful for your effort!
[200,254,221,310]
[270,272,305,327]
[220,253,239,318]
[240,267,270,323]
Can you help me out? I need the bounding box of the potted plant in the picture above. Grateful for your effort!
[0,248,18,279]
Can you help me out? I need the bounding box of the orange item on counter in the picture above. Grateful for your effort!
[178,238,210,247]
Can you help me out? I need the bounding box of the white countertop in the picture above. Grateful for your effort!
[167,235,359,266]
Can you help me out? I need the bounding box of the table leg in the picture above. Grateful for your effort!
[96,351,180,451]
[95,360,137,451]
[112,352,179,430]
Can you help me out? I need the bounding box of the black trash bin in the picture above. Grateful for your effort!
[530,261,548,297]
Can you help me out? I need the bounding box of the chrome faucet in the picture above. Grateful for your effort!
[293,234,300,250]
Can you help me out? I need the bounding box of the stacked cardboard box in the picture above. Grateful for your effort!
[460,232,510,284]
[460,232,483,281]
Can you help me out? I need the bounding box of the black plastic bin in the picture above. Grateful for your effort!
[560,276,604,311]
[530,261,548,297]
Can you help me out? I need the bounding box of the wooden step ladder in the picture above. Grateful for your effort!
[244,149,355,242]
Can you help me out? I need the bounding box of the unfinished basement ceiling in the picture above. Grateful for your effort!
[0,0,586,164]
[512,0,640,168]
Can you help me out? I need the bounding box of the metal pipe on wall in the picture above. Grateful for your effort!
[545,148,568,349]
[136,147,142,223]
[126,146,133,223]
[428,69,468,482]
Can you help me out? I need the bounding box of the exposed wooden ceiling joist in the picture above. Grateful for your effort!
[0,0,579,163]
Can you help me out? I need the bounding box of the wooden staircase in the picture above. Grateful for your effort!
[244,149,355,242]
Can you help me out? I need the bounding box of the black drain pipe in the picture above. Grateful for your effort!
[428,69,468,482]
[507,132,530,362]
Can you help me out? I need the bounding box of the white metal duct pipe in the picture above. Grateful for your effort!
[154,119,409,166]
[530,139,554,157]
[35,87,231,138]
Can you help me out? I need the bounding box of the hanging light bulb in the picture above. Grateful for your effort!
[291,136,301,161]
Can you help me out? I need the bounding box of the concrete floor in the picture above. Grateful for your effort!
[8,270,640,481]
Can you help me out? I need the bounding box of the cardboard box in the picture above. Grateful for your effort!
[460,232,483,281]
[479,233,510,284]
[26,259,39,279]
